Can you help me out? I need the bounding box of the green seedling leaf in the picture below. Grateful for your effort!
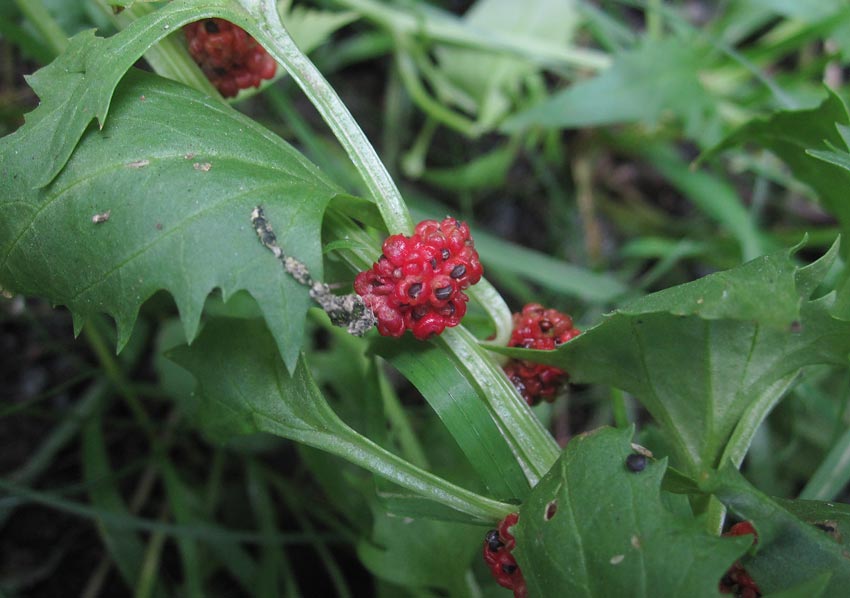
[0,69,339,370]
[490,243,850,476]
[436,0,581,128]
[703,89,850,256]
[373,335,530,500]
[514,427,748,597]
[169,317,511,522]
[504,37,716,141]
[702,465,850,595]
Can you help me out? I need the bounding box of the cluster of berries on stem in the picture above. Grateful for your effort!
[719,521,761,598]
[354,217,483,339]
[503,304,580,405]
[184,19,277,98]
[483,513,527,598]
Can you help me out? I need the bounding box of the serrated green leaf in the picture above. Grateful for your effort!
[514,427,748,597]
[504,37,716,141]
[0,69,339,369]
[703,466,850,595]
[11,0,240,188]
[703,89,850,256]
[490,247,850,475]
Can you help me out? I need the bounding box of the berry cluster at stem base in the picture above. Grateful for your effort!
[184,18,277,98]
[719,521,761,598]
[483,513,527,598]
[503,303,580,405]
[354,218,483,339]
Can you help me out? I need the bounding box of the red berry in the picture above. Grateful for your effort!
[354,217,483,339]
[483,513,527,598]
[503,304,580,405]
[719,522,761,597]
[184,19,277,97]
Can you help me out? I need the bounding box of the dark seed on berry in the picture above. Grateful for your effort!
[450,264,466,279]
[625,453,647,472]
[501,564,517,575]
[435,286,453,300]
[441,248,450,260]
[204,19,220,33]
[407,282,423,299]
[539,319,552,332]
[213,67,228,76]
[430,258,438,270]
[485,530,503,552]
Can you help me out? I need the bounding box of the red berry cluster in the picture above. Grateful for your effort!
[483,513,527,598]
[719,522,761,598]
[184,19,277,98]
[354,218,483,339]
[503,304,580,405]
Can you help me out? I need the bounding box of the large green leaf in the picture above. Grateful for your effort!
[513,427,748,597]
[703,466,850,595]
[169,317,510,522]
[0,68,339,369]
[491,244,850,476]
[702,89,850,257]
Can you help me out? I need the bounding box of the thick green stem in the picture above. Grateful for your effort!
[287,424,514,521]
[246,0,413,234]
[244,1,513,339]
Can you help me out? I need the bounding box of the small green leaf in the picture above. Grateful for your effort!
[504,37,716,141]
[169,317,512,521]
[703,89,850,256]
[514,427,748,597]
[357,503,480,596]
[436,0,581,128]
[703,466,850,595]
[490,246,850,475]
[0,69,339,369]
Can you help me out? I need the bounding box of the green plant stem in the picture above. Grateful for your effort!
[439,328,561,485]
[333,0,611,71]
[703,372,799,534]
[13,0,68,57]
[244,4,516,338]
[83,317,158,444]
[246,0,413,234]
[292,422,514,521]
[395,43,481,138]
[376,359,431,469]
[646,0,663,40]
[610,387,629,429]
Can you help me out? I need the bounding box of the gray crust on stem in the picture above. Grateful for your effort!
[251,206,377,336]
